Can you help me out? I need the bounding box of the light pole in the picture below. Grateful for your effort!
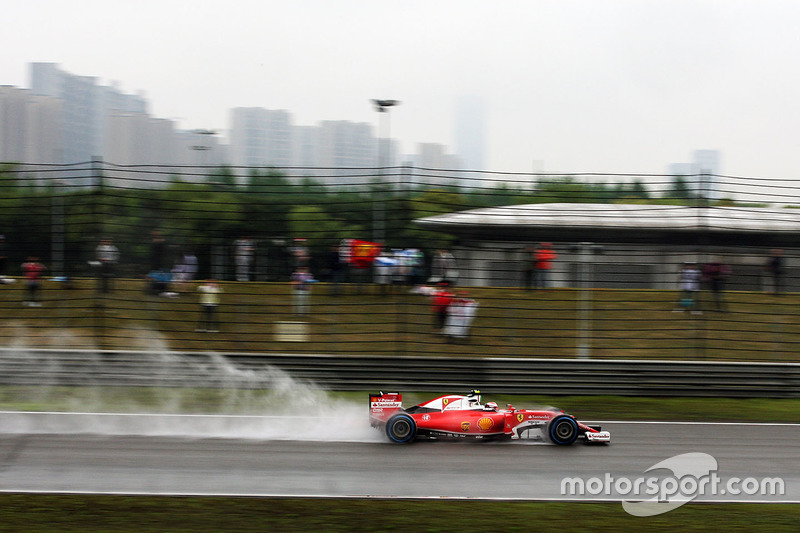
[371,99,399,243]
[190,129,217,183]
[189,129,223,277]
[574,242,603,359]
[51,179,64,278]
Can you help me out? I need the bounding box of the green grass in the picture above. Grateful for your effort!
[0,495,796,532]
[2,278,800,361]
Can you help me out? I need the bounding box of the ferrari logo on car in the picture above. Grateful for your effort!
[443,398,450,407]
[461,421,470,432]
[517,413,524,423]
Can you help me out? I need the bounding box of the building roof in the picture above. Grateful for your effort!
[414,203,800,246]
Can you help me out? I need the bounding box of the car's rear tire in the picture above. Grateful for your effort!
[548,415,578,445]
[386,414,417,443]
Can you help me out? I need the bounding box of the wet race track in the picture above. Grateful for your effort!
[0,413,797,502]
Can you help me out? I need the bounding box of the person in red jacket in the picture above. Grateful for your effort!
[22,256,45,307]
[533,242,557,289]
[431,282,454,333]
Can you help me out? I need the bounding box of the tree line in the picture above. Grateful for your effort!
[0,163,732,280]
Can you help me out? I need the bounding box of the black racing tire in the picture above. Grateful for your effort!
[548,415,579,445]
[386,413,417,443]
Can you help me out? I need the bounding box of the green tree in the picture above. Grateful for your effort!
[629,179,650,199]
[287,206,360,248]
[664,175,694,200]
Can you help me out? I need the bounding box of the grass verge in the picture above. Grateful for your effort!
[0,495,797,532]
[1,387,799,423]
[3,278,800,361]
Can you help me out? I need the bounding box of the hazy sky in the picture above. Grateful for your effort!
[3,0,800,180]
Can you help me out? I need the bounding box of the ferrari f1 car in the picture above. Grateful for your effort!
[369,390,610,445]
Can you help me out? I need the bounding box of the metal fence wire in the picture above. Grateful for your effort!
[1,160,799,362]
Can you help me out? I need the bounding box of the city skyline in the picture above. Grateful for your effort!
[2,62,467,189]
[7,61,715,178]
[3,1,800,181]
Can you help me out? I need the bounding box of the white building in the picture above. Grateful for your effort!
[292,125,321,170]
[416,202,800,291]
[230,107,293,168]
[96,83,148,158]
[668,149,722,200]
[174,128,228,183]
[0,86,62,165]
[317,120,376,186]
[29,63,147,165]
[454,94,486,172]
[105,114,179,186]
[405,142,463,188]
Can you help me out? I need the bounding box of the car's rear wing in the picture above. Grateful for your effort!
[369,392,403,425]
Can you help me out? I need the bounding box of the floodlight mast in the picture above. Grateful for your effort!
[372,99,399,112]
[371,99,400,243]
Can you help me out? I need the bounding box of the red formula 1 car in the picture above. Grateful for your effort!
[369,390,610,445]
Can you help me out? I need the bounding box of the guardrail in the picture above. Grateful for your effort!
[0,349,798,398]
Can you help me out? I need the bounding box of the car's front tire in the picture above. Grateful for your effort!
[548,415,578,445]
[386,413,417,443]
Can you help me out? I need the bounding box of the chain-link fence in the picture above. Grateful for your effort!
[1,160,799,362]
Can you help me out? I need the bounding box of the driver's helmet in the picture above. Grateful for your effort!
[485,401,498,411]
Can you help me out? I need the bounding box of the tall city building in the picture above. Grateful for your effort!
[10,62,460,188]
[693,149,721,174]
[29,62,147,164]
[96,82,149,158]
[105,114,181,185]
[408,142,463,187]
[230,107,293,168]
[668,149,722,200]
[0,86,62,165]
[316,120,376,186]
[454,95,486,172]
[292,125,321,170]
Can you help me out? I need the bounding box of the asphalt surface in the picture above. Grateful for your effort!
[0,413,797,502]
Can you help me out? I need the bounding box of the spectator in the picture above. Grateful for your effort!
[765,249,784,295]
[407,248,425,286]
[234,236,255,281]
[0,234,11,284]
[150,230,167,272]
[147,231,176,296]
[21,256,45,307]
[183,250,199,283]
[533,242,557,289]
[674,261,702,315]
[431,249,458,286]
[703,259,730,312]
[172,249,198,292]
[95,237,119,294]
[324,244,345,295]
[374,248,394,296]
[391,249,406,287]
[148,270,177,298]
[290,238,310,270]
[291,266,314,316]
[443,291,479,342]
[196,279,222,332]
[431,282,454,333]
